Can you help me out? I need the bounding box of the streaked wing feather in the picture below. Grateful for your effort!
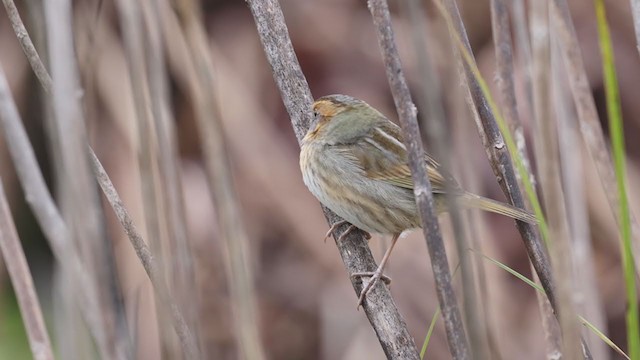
[337,122,459,193]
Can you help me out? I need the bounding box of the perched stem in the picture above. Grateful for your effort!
[246,0,419,358]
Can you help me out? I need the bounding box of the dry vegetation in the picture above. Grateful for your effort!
[0,0,638,359]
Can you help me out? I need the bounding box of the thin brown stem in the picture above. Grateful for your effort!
[367,0,469,358]
[550,0,640,279]
[170,0,266,358]
[437,0,557,323]
[90,150,200,359]
[44,0,125,357]
[0,180,54,360]
[1,2,200,357]
[1,0,52,91]
[246,0,419,358]
[0,64,114,360]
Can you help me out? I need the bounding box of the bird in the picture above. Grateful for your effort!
[299,94,536,307]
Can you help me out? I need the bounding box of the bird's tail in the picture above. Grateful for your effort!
[459,192,538,224]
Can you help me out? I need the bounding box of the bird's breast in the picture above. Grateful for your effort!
[300,143,419,234]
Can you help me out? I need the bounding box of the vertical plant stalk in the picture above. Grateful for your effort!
[491,0,560,355]
[435,0,557,314]
[114,0,182,354]
[0,65,111,359]
[491,0,532,176]
[521,2,564,354]
[550,0,640,278]
[0,181,54,360]
[1,1,200,357]
[246,0,420,358]
[1,0,52,91]
[555,51,608,360]
[404,0,486,357]
[630,0,640,56]
[531,7,581,354]
[170,1,266,358]
[594,0,639,357]
[141,0,201,344]
[435,0,594,357]
[43,0,127,358]
[367,1,470,358]
[91,151,201,359]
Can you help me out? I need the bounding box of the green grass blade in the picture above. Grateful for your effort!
[594,1,639,358]
[420,307,441,359]
[476,250,630,359]
[432,1,549,244]
[579,315,630,360]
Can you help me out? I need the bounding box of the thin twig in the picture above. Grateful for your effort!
[526,1,564,356]
[90,150,200,359]
[436,0,558,322]
[0,180,54,360]
[142,0,201,346]
[44,0,126,357]
[2,2,200,357]
[367,0,469,358]
[630,0,640,56]
[246,0,420,358]
[550,0,640,279]
[532,12,581,354]
[170,0,266,358]
[554,43,608,359]
[404,0,489,356]
[0,64,111,359]
[1,0,52,91]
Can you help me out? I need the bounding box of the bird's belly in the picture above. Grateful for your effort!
[300,145,419,234]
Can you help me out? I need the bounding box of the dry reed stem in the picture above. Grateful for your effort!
[170,1,267,358]
[91,151,200,359]
[527,1,565,357]
[630,0,640,56]
[1,1,200,357]
[402,0,486,356]
[44,0,127,357]
[554,47,608,359]
[531,9,581,354]
[0,181,54,360]
[550,0,640,278]
[0,65,113,359]
[247,0,420,358]
[367,0,469,358]
[114,0,189,355]
[434,1,560,328]
[1,0,52,91]
[142,0,201,346]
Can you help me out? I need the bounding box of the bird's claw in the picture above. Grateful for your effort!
[324,221,371,243]
[351,271,392,309]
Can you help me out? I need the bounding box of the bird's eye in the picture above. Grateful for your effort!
[313,110,318,118]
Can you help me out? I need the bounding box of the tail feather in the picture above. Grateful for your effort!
[459,192,538,224]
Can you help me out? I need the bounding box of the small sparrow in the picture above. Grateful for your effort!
[299,94,536,307]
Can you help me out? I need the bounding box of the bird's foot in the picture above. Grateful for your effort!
[351,270,392,309]
[324,221,371,243]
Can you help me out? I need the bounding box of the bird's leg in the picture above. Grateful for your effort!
[324,221,371,243]
[351,233,400,308]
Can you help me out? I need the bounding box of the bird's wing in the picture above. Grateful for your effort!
[336,122,459,194]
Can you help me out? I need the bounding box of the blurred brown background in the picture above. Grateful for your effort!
[0,0,639,359]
